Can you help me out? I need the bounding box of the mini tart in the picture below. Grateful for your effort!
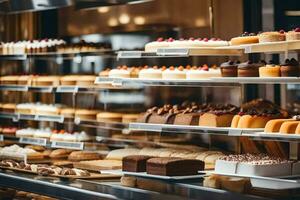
[258,31,286,43]
[279,121,300,134]
[220,61,239,77]
[162,67,186,80]
[97,112,123,123]
[108,68,130,78]
[74,109,98,120]
[60,108,76,118]
[286,29,300,41]
[2,103,16,113]
[60,75,79,85]
[34,76,60,86]
[280,58,300,77]
[230,35,259,45]
[139,67,162,79]
[122,114,139,123]
[1,76,19,85]
[18,75,33,85]
[76,75,96,86]
[99,68,110,77]
[259,64,281,77]
[238,61,264,77]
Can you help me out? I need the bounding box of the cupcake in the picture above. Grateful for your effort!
[220,60,240,77]
[259,60,281,77]
[280,58,299,77]
[238,61,265,77]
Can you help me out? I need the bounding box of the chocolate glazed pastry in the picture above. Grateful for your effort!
[280,58,300,77]
[238,61,265,77]
[147,105,181,124]
[220,60,240,77]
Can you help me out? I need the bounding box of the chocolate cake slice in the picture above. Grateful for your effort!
[146,157,204,176]
[122,155,153,172]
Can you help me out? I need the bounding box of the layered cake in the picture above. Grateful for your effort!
[199,104,239,127]
[173,103,202,125]
[285,28,300,41]
[33,76,60,86]
[145,37,170,52]
[186,65,221,79]
[146,157,204,176]
[238,61,264,77]
[258,31,286,43]
[220,61,240,77]
[109,66,131,78]
[215,154,293,177]
[230,32,259,45]
[138,105,180,124]
[162,66,186,80]
[138,66,162,79]
[231,99,288,128]
[18,75,33,85]
[2,103,16,113]
[97,112,123,122]
[122,155,153,172]
[280,58,299,77]
[1,76,19,85]
[259,61,281,77]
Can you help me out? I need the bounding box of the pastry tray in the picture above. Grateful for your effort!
[102,170,206,181]
[203,171,300,190]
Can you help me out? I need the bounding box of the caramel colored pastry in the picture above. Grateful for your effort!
[76,75,96,86]
[75,109,98,120]
[231,99,288,128]
[99,68,110,77]
[286,28,300,41]
[122,114,139,123]
[60,108,76,118]
[238,61,264,77]
[34,76,60,86]
[264,119,295,133]
[1,76,19,85]
[97,112,123,123]
[258,31,286,43]
[2,103,16,113]
[106,148,140,160]
[259,62,281,77]
[25,145,46,152]
[203,175,221,189]
[74,160,122,170]
[279,121,300,134]
[121,176,137,187]
[60,75,79,85]
[49,149,73,158]
[220,60,240,77]
[146,157,204,176]
[295,122,300,134]
[221,177,250,193]
[18,75,33,85]
[68,151,101,161]
[280,58,299,77]
[173,103,202,125]
[122,155,153,172]
[230,32,259,45]
[143,105,180,124]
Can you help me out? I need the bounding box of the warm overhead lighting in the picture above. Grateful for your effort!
[134,16,145,25]
[119,14,130,24]
[108,17,118,27]
[97,6,110,13]
[195,18,206,27]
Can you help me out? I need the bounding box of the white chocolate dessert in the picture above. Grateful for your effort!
[109,66,131,78]
[16,128,35,137]
[34,128,52,138]
[138,66,162,79]
[215,154,295,177]
[162,66,186,80]
[145,38,170,52]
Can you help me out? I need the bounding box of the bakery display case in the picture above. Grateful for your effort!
[0,0,300,199]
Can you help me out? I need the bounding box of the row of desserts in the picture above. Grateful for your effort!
[16,128,92,142]
[0,75,96,86]
[264,116,300,134]
[0,103,139,123]
[144,28,300,52]
[0,39,111,55]
[100,59,299,81]
[137,99,288,129]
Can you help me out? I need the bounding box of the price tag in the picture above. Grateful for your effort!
[0,135,3,142]
[19,137,47,146]
[117,51,142,59]
[157,48,189,56]
[37,115,64,123]
[56,86,78,93]
[228,129,243,136]
[51,141,84,150]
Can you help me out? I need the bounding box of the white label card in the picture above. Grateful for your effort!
[19,137,47,146]
[51,141,84,150]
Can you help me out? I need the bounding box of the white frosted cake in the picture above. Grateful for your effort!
[139,67,162,79]
[162,66,186,80]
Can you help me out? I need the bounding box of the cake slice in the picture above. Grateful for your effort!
[279,121,300,134]
[199,113,235,127]
[146,157,204,176]
[122,155,153,172]
[264,119,295,133]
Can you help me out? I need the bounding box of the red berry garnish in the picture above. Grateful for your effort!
[295,28,300,32]
[203,38,209,42]
[201,65,209,71]
[157,37,164,42]
[167,38,174,42]
[238,112,245,116]
[279,29,285,34]
[189,37,195,41]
